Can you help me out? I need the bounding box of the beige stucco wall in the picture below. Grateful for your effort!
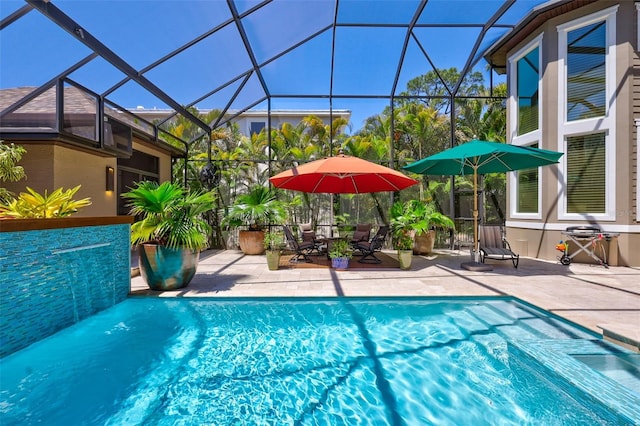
[53,145,117,217]
[3,143,116,217]
[504,1,639,266]
[4,139,175,217]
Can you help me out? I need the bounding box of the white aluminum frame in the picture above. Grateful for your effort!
[556,6,618,221]
[508,34,543,219]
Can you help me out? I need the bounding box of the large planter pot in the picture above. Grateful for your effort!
[238,230,265,255]
[138,244,199,291]
[266,250,281,271]
[397,249,413,270]
[331,257,350,270]
[413,230,436,255]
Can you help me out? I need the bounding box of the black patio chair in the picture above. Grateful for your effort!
[478,225,519,268]
[283,225,316,263]
[353,225,389,264]
[298,222,325,255]
[349,223,372,250]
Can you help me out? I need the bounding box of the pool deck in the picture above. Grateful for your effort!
[131,249,640,352]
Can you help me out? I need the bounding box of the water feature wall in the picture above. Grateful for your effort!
[0,217,133,357]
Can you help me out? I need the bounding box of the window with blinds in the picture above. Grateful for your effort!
[567,20,606,121]
[566,133,605,213]
[516,143,539,213]
[517,47,539,135]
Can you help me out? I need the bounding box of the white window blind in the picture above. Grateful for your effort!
[567,21,606,121]
[516,144,539,213]
[566,133,605,213]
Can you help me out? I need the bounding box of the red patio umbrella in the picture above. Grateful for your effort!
[269,153,418,194]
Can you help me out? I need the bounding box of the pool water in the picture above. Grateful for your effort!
[0,297,630,425]
[573,354,640,392]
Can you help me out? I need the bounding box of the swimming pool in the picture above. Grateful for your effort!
[1,297,637,425]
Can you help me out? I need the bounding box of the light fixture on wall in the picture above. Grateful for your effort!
[106,166,115,192]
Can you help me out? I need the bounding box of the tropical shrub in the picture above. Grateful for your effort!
[222,185,287,231]
[122,181,216,250]
[405,199,455,236]
[0,141,27,204]
[389,200,421,250]
[263,229,284,251]
[328,239,353,259]
[0,185,91,218]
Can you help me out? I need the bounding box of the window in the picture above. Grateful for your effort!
[566,133,605,213]
[117,150,160,215]
[509,36,542,219]
[566,21,606,121]
[557,6,617,220]
[637,3,640,51]
[250,121,265,135]
[515,144,539,214]
[517,47,539,135]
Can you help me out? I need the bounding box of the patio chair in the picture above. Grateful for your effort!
[353,225,389,264]
[349,223,372,249]
[283,225,316,263]
[298,221,324,255]
[478,225,519,268]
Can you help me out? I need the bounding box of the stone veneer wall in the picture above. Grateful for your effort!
[0,218,132,357]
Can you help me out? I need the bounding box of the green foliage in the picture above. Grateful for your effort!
[389,201,421,250]
[223,185,287,231]
[0,141,27,203]
[0,185,91,218]
[122,181,216,250]
[328,239,353,259]
[399,68,485,113]
[389,199,456,250]
[167,67,505,234]
[263,230,284,251]
[412,200,455,234]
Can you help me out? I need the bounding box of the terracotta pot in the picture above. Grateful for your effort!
[397,249,413,270]
[413,230,436,255]
[238,230,265,255]
[138,244,199,290]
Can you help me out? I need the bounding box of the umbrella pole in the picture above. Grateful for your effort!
[330,193,334,237]
[461,166,492,271]
[473,167,479,262]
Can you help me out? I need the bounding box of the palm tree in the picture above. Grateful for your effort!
[0,141,27,203]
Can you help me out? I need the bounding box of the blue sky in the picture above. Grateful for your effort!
[0,0,540,132]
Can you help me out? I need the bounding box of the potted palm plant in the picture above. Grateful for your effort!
[328,239,352,270]
[223,185,287,255]
[122,181,216,290]
[264,229,284,271]
[390,200,419,270]
[409,200,456,255]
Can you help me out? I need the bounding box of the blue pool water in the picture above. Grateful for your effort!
[573,353,640,393]
[0,297,635,425]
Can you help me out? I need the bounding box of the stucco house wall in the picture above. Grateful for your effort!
[2,138,174,217]
[490,0,639,266]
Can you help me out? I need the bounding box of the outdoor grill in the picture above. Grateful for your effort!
[559,226,619,268]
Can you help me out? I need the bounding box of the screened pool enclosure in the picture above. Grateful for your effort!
[1,0,563,247]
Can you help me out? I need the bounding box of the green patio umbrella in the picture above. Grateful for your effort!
[404,140,563,269]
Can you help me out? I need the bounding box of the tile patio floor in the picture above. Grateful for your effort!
[131,249,640,352]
